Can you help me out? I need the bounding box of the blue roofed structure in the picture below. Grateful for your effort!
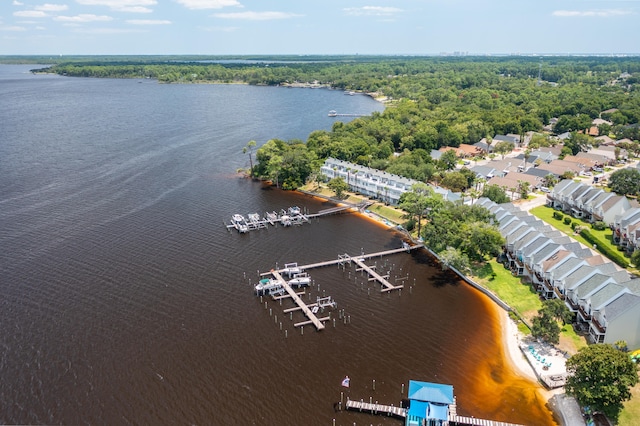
[406,380,454,426]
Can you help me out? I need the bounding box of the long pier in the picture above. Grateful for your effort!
[345,399,406,418]
[268,244,422,273]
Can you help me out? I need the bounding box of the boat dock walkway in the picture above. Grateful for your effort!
[270,270,327,331]
[269,244,422,273]
[345,399,406,418]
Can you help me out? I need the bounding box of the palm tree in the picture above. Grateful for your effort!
[243,140,257,177]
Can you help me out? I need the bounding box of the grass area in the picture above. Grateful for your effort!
[471,259,587,353]
[472,260,543,322]
[619,381,640,426]
[530,205,616,252]
[530,205,639,274]
[367,202,405,224]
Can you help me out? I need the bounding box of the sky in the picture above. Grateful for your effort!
[1,0,639,56]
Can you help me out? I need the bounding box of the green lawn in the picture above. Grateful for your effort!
[472,259,587,352]
[620,382,640,426]
[472,260,543,321]
[529,205,618,255]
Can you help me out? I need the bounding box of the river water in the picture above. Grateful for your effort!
[0,64,556,425]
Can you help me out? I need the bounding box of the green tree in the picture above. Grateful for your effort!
[494,141,515,159]
[439,246,471,274]
[565,344,638,422]
[531,309,561,344]
[517,180,531,200]
[399,183,441,237]
[632,250,640,267]
[438,149,458,171]
[482,184,510,204]
[609,168,640,196]
[542,298,573,325]
[243,139,257,177]
[441,171,469,192]
[459,221,504,261]
[327,177,348,199]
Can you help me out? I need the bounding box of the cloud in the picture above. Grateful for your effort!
[35,4,69,12]
[552,9,633,17]
[199,25,238,32]
[75,0,156,13]
[126,19,171,25]
[14,10,49,18]
[12,1,24,5]
[72,27,145,33]
[213,11,302,20]
[343,6,402,17]
[1,25,27,31]
[176,0,240,10]
[54,14,113,22]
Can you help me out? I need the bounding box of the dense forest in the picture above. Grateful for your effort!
[26,56,640,188]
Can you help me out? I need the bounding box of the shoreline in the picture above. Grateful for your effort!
[297,188,578,425]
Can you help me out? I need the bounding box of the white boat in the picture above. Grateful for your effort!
[232,214,246,224]
[328,110,337,117]
[280,215,292,226]
[247,213,261,223]
[265,211,278,225]
[282,262,301,277]
[288,272,311,288]
[255,278,282,295]
[288,206,301,216]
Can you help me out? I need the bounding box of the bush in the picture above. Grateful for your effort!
[571,221,579,231]
[553,211,564,220]
[592,221,607,231]
[580,228,630,268]
[563,217,572,225]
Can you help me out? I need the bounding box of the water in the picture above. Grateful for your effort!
[0,65,555,425]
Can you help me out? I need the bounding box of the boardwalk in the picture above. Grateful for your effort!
[345,399,407,418]
[352,257,403,292]
[270,270,326,331]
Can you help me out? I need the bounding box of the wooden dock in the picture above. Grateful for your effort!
[449,414,524,426]
[345,399,407,418]
[352,257,403,292]
[267,244,422,274]
[270,270,326,331]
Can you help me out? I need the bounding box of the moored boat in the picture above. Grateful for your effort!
[254,278,282,295]
[288,272,311,288]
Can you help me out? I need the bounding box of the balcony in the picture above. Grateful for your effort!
[553,287,565,300]
[590,316,607,334]
[578,305,592,321]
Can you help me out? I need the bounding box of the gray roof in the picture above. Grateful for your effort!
[552,257,586,280]
[574,273,612,300]
[603,293,640,322]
